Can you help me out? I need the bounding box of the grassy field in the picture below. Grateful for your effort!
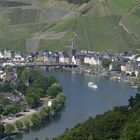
[0,0,73,51]
[39,15,139,52]
[39,31,74,51]
[36,0,48,4]
[37,0,140,52]
[0,22,50,51]
[112,0,134,12]
[0,0,140,52]
[0,39,26,51]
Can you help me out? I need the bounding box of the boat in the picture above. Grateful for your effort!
[88,82,98,89]
[132,85,138,89]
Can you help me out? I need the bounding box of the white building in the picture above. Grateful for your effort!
[48,101,52,107]
[90,57,101,65]
[84,56,101,65]
[2,62,15,67]
[4,49,12,59]
[0,52,4,59]
[13,53,25,62]
[121,64,134,75]
[84,56,91,64]
[136,57,140,62]
[72,56,76,64]
[15,53,22,59]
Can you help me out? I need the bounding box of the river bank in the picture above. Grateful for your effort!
[11,71,136,140]
[0,68,65,140]
[2,93,65,140]
[62,65,139,90]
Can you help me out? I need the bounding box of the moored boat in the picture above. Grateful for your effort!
[88,82,98,89]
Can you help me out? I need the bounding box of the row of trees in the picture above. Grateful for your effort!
[53,93,140,140]
[31,93,65,127]
[0,67,65,138]
[0,120,29,139]
[0,67,62,115]
[0,82,13,93]
[23,69,61,107]
[0,93,65,139]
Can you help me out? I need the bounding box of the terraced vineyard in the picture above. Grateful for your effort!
[0,0,140,52]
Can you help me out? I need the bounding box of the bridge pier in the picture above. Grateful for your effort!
[46,66,49,72]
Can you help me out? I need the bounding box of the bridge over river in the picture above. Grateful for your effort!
[12,63,78,69]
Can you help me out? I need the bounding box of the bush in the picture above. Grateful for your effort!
[39,107,49,122]
[102,58,111,68]
[31,114,42,126]
[15,120,24,131]
[5,123,15,135]
[0,122,5,139]
[24,120,30,129]
[47,84,62,98]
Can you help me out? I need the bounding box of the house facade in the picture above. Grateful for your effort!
[4,49,12,59]
[0,52,4,59]
[59,52,69,64]
[84,55,101,65]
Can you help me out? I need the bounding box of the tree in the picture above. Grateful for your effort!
[6,67,14,73]
[27,87,44,98]
[15,120,24,131]
[128,96,135,108]
[128,94,140,109]
[0,82,13,92]
[47,76,58,86]
[47,84,62,98]
[88,134,94,140]
[3,105,19,116]
[39,107,49,121]
[16,67,24,78]
[33,76,48,88]
[121,122,140,140]
[5,123,15,135]
[26,91,40,107]
[24,120,30,129]
[0,105,3,114]
[28,69,41,84]
[56,93,65,104]
[21,69,29,82]
[31,114,42,126]
[15,79,27,94]
[54,106,128,140]
[102,58,111,68]
[20,102,27,111]
[0,123,5,139]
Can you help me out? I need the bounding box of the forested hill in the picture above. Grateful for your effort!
[53,92,140,140]
[0,0,140,52]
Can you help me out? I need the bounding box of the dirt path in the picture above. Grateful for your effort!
[2,109,36,123]
[128,4,140,15]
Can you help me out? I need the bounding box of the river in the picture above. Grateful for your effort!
[12,71,136,140]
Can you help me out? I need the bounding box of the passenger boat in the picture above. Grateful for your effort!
[88,82,98,89]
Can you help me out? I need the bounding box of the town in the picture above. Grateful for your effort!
[0,45,140,84]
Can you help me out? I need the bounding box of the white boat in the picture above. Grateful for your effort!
[88,82,98,89]
[132,86,138,89]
